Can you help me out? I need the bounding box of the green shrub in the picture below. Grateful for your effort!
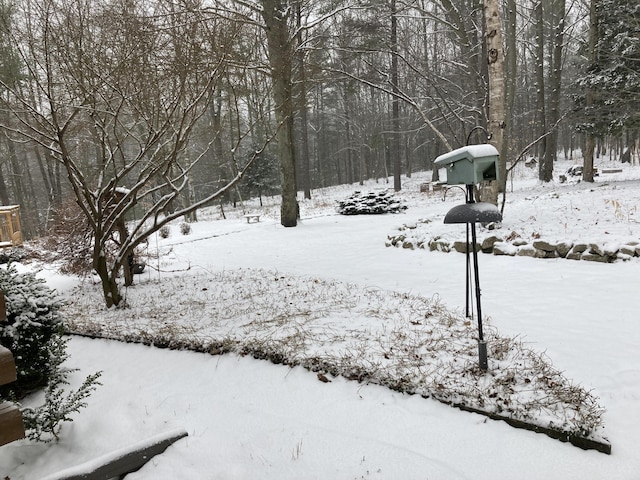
[0,264,64,397]
[0,264,101,442]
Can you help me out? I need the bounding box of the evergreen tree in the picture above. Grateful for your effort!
[0,265,101,442]
[0,265,64,397]
[574,0,640,136]
[240,148,280,206]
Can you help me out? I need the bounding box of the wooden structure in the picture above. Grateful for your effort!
[0,205,23,248]
[0,290,26,447]
[45,428,188,480]
[244,214,261,223]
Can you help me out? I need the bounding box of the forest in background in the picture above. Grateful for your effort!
[0,0,637,241]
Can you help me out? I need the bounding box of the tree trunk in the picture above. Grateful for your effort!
[0,165,10,205]
[93,248,122,308]
[543,0,566,182]
[535,1,550,181]
[484,0,506,204]
[583,0,598,182]
[261,0,298,227]
[502,0,517,186]
[296,3,311,200]
[390,0,402,191]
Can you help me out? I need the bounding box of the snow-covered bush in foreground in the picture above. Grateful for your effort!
[64,268,607,448]
[0,265,65,395]
[0,264,101,442]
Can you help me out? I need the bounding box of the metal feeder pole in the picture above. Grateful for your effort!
[466,184,488,371]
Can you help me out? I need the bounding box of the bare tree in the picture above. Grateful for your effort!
[0,0,265,307]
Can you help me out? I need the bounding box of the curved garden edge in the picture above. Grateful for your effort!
[64,328,612,455]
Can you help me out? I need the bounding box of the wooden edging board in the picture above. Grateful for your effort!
[452,402,612,455]
[41,428,188,480]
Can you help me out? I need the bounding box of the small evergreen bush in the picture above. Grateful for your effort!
[21,340,102,442]
[336,190,408,215]
[0,264,101,442]
[159,225,171,238]
[180,221,192,235]
[0,265,64,396]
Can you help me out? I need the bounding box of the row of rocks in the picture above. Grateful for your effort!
[387,231,640,263]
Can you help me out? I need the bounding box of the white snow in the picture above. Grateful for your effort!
[434,144,499,166]
[2,156,640,479]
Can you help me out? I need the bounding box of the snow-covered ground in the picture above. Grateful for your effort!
[3,156,640,479]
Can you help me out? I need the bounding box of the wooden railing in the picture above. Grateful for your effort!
[0,290,26,446]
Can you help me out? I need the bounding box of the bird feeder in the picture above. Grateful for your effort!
[435,145,502,371]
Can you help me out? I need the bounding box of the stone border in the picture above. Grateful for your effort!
[387,226,639,263]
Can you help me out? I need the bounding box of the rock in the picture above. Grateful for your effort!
[387,234,405,247]
[534,248,550,258]
[589,243,604,256]
[452,240,481,253]
[533,240,556,252]
[619,245,637,256]
[589,242,618,261]
[493,242,517,256]
[402,240,415,249]
[517,245,537,257]
[512,239,528,247]
[582,253,610,263]
[603,242,620,256]
[481,235,502,253]
[429,239,450,252]
[556,241,573,258]
[566,251,582,260]
[571,243,589,254]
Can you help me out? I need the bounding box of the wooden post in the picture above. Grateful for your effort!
[0,290,26,446]
[0,345,17,385]
[0,289,6,322]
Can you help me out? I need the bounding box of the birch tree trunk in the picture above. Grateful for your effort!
[484,0,506,201]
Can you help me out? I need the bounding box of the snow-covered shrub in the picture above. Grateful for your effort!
[336,190,407,215]
[159,225,171,238]
[21,341,101,443]
[0,264,101,442]
[0,265,64,396]
[180,222,192,235]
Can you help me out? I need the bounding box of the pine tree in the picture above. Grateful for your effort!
[0,264,101,442]
[574,0,640,136]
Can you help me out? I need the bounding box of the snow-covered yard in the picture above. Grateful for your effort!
[2,157,640,479]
